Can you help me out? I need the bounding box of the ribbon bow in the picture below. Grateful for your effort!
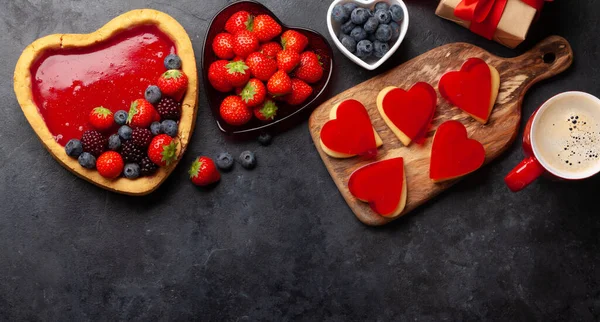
[454,0,550,40]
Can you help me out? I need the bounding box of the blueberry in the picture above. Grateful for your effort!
[343,3,359,15]
[123,163,140,179]
[144,85,162,105]
[356,40,374,58]
[373,41,390,58]
[164,54,182,70]
[78,152,96,169]
[376,24,392,42]
[350,26,367,42]
[375,2,390,11]
[389,21,401,40]
[363,17,379,34]
[118,125,133,140]
[114,110,128,125]
[160,120,178,137]
[216,152,234,171]
[350,8,370,25]
[65,139,83,158]
[375,9,391,24]
[108,134,122,151]
[150,121,162,136]
[390,5,404,22]
[238,151,257,169]
[340,34,357,53]
[340,20,356,34]
[258,132,273,146]
[331,4,349,23]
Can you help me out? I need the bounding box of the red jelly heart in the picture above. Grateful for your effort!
[430,120,485,182]
[378,82,437,145]
[320,99,380,157]
[30,26,176,146]
[438,57,494,124]
[348,157,407,217]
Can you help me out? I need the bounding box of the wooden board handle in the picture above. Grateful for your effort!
[508,36,573,92]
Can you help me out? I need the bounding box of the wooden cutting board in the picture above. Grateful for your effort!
[309,36,573,226]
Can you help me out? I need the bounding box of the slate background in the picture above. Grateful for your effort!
[1,0,599,321]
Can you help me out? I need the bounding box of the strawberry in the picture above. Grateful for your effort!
[212,32,235,59]
[295,51,324,84]
[286,79,313,105]
[148,134,178,167]
[276,50,300,73]
[260,42,282,59]
[281,30,308,53]
[127,99,157,128]
[96,151,124,179]
[267,70,292,96]
[225,60,251,87]
[189,156,221,186]
[239,79,266,108]
[252,14,282,42]
[245,52,277,81]
[233,31,259,58]
[157,69,188,101]
[208,60,233,93]
[225,11,253,35]
[253,100,278,122]
[89,106,113,132]
[220,95,252,126]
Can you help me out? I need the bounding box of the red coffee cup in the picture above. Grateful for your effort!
[505,91,600,192]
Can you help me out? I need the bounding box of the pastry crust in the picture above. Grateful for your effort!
[13,9,198,196]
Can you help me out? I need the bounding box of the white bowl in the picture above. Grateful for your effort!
[327,0,409,70]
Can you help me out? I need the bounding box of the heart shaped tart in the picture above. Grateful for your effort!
[319,99,382,158]
[348,157,407,218]
[376,82,437,146]
[438,57,500,124]
[13,10,198,195]
[429,120,485,183]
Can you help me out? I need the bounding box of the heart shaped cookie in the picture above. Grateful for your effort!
[376,82,437,146]
[13,10,198,195]
[348,157,407,218]
[320,99,382,158]
[438,57,500,124]
[430,120,485,182]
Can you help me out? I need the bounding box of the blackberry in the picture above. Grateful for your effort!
[81,130,106,157]
[131,128,153,147]
[120,141,144,163]
[140,157,159,176]
[156,97,182,121]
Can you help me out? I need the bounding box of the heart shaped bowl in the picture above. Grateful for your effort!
[327,0,409,70]
[202,0,334,135]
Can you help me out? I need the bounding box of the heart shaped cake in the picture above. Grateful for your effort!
[319,99,382,158]
[13,9,198,195]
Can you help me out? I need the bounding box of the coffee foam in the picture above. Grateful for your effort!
[532,94,600,177]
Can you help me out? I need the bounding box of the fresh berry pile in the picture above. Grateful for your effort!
[332,2,404,60]
[63,54,188,180]
[208,10,325,126]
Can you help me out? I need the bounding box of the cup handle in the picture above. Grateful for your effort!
[504,157,546,192]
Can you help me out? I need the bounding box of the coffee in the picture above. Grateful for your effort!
[532,93,600,176]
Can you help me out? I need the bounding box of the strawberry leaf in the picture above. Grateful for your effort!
[245,15,254,32]
[188,158,201,178]
[240,83,257,103]
[161,140,178,166]
[225,61,249,74]
[93,106,112,118]
[162,70,182,79]
[127,101,138,124]
[259,100,278,120]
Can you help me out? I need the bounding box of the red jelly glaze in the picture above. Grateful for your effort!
[382,82,437,144]
[429,120,486,181]
[438,57,492,122]
[348,157,405,216]
[30,25,176,146]
[320,99,378,157]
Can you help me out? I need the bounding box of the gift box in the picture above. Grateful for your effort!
[436,0,547,48]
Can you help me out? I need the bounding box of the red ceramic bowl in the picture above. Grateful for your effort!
[202,0,334,135]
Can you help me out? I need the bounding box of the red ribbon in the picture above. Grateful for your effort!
[454,0,550,40]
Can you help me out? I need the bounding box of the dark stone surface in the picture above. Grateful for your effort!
[1,0,599,320]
